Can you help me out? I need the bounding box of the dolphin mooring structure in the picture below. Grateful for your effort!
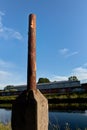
[11,14,48,130]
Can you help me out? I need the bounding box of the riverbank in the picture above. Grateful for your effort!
[0,121,87,130]
[0,92,87,110]
[45,92,87,99]
[0,91,87,100]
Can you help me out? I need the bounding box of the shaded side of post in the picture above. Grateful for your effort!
[27,14,36,90]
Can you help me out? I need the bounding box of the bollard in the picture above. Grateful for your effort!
[11,14,48,130]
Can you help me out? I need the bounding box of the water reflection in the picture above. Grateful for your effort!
[0,108,11,124]
[0,108,87,130]
[49,110,87,130]
[84,110,87,116]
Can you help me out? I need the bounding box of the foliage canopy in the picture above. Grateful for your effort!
[37,78,50,84]
[68,76,78,81]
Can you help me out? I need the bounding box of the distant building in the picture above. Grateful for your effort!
[11,80,81,94]
[3,80,87,95]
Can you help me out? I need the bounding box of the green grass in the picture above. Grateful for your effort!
[45,92,87,99]
[0,92,87,110]
[0,122,11,130]
[0,95,17,101]
[0,92,87,101]
[0,104,12,108]
[0,122,87,130]
[49,121,87,130]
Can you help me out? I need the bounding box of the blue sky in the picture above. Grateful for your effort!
[0,0,87,89]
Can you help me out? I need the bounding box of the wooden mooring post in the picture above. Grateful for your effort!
[11,14,48,130]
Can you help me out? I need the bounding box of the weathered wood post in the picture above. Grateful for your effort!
[27,14,36,91]
[11,14,48,130]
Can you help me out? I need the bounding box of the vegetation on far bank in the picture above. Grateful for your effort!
[0,95,17,101]
[0,92,87,110]
[44,92,87,99]
[0,92,87,101]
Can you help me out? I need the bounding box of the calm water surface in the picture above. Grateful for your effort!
[49,110,87,130]
[0,109,87,130]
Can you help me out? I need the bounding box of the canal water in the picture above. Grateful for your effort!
[0,109,87,130]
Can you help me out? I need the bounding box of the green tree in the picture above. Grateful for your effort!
[4,85,14,91]
[68,76,78,81]
[37,78,50,84]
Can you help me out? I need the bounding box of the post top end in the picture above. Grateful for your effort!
[29,14,36,18]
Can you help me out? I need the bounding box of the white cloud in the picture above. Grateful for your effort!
[0,70,13,89]
[0,70,26,90]
[11,31,23,40]
[59,48,69,55]
[0,11,23,40]
[0,11,5,16]
[83,63,87,67]
[0,11,4,27]
[49,63,87,83]
[59,48,78,58]
[0,59,15,68]
[0,59,26,89]
[72,67,87,82]
[1,61,87,89]
[50,75,68,82]
[0,70,12,80]
[66,51,78,58]
[0,69,26,90]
